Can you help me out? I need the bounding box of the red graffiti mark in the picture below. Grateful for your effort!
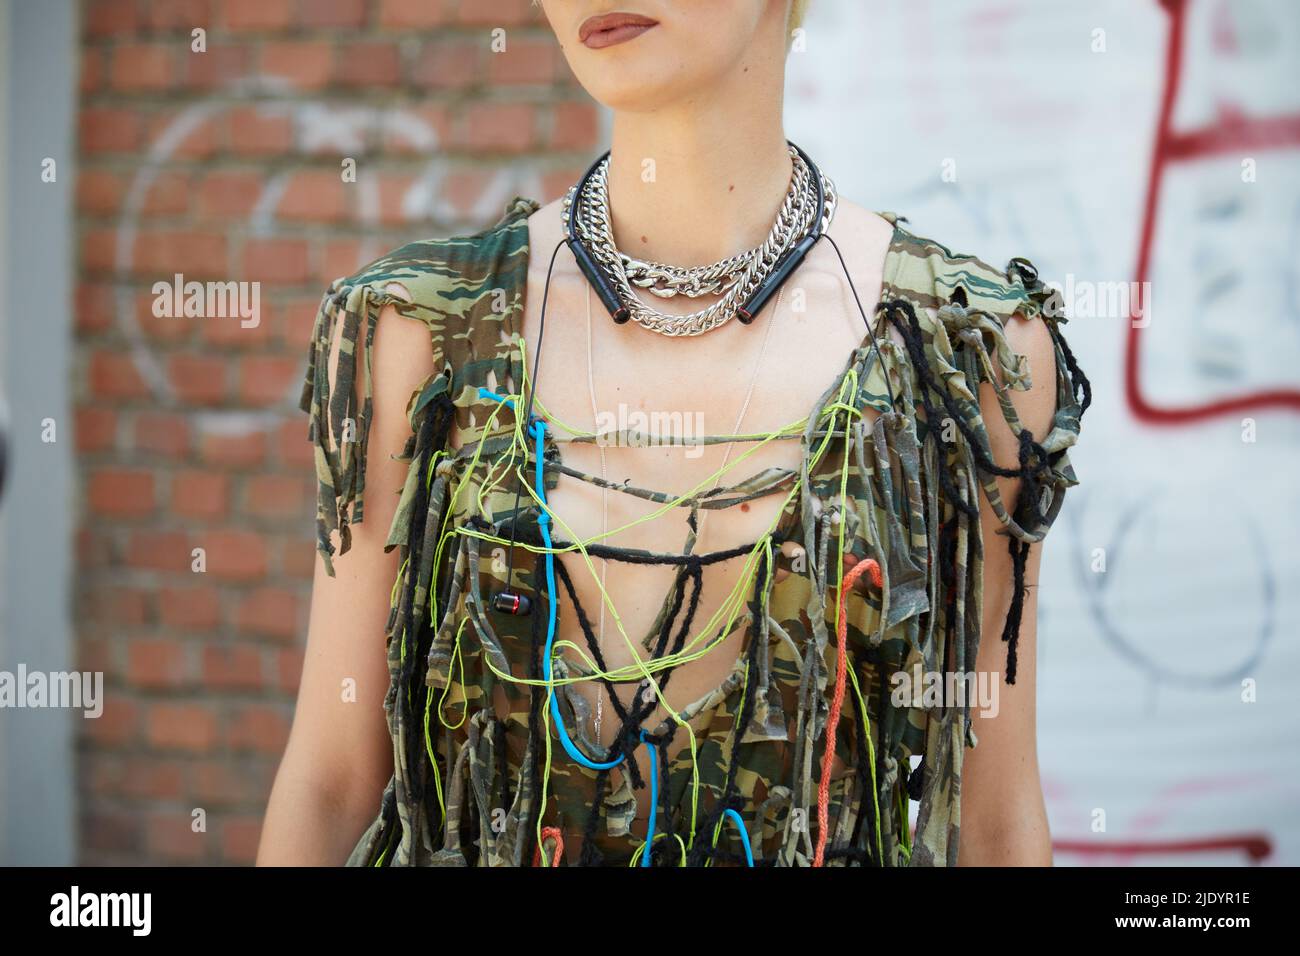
[1043,771,1296,866]
[1210,0,1237,55]
[1054,834,1272,862]
[1127,0,1300,424]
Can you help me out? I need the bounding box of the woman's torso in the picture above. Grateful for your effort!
[448,198,899,862]
[308,194,1082,866]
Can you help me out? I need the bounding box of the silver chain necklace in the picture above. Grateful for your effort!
[562,145,836,336]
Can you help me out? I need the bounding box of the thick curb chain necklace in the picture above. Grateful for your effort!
[562,145,836,337]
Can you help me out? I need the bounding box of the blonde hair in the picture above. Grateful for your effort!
[790,0,809,32]
[787,0,809,49]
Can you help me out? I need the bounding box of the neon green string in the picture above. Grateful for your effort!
[629,832,687,867]
[436,617,470,731]
[413,342,882,862]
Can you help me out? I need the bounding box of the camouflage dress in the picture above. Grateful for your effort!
[300,197,1087,867]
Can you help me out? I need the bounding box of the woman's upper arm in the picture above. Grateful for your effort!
[958,310,1059,865]
[280,298,435,806]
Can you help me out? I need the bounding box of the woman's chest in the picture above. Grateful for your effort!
[457,270,888,743]
[504,268,880,549]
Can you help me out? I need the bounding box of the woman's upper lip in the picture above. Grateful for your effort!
[578,12,659,44]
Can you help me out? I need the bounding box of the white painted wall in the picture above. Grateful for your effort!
[788,0,1300,865]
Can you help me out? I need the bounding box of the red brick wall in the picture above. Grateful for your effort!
[73,0,597,864]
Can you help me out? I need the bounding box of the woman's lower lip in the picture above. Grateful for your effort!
[582,23,656,49]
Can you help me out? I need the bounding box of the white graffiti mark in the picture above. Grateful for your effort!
[113,77,545,440]
[1065,486,1275,690]
[116,100,224,404]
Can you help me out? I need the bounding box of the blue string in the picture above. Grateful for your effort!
[723,808,755,867]
[476,386,514,408]
[640,730,657,867]
[479,387,757,867]
[528,411,625,771]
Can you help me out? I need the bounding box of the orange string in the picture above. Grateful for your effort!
[814,555,882,867]
[533,826,565,867]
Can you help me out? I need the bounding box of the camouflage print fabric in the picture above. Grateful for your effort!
[299,197,1088,867]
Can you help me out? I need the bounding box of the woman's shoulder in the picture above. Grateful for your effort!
[326,197,539,309]
[871,212,1089,540]
[878,213,1081,442]
[882,213,1060,329]
[299,198,542,571]
[823,198,1055,334]
[308,196,540,396]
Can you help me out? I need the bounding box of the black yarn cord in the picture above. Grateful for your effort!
[883,297,1065,687]
[1001,535,1030,684]
[545,533,760,568]
[686,558,770,867]
[625,564,702,864]
[552,557,636,730]
[555,556,703,724]
[555,555,701,861]
[880,300,980,519]
[397,410,437,788]
[883,298,1053,483]
[628,563,703,865]
[939,516,959,667]
[410,395,462,858]
[394,394,455,843]
[1046,315,1093,416]
[500,239,566,592]
[846,682,880,866]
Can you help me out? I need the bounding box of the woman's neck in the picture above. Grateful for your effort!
[604,58,791,267]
